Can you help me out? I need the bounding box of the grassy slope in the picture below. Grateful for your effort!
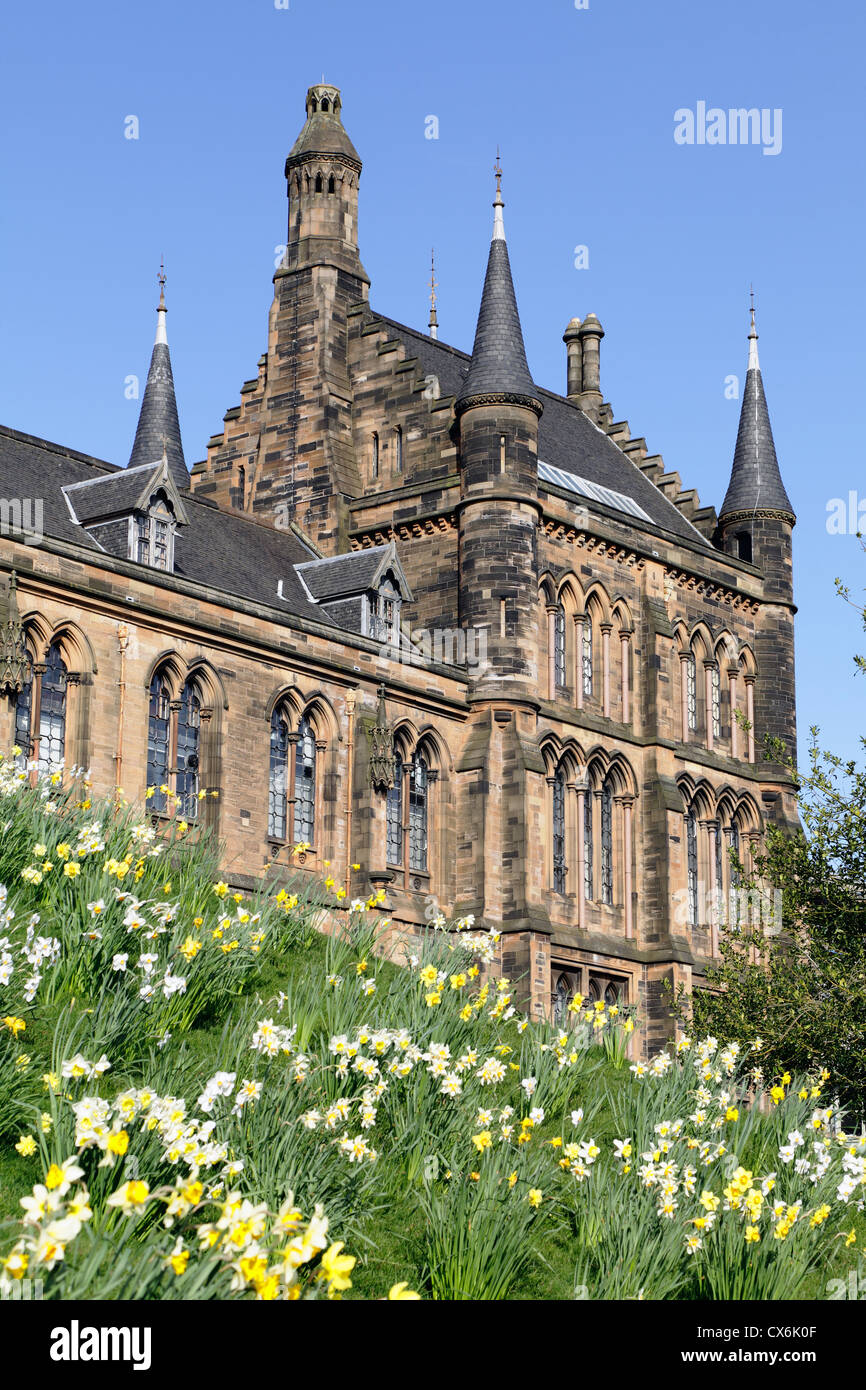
[2,930,863,1299]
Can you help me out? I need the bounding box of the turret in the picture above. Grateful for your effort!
[128,265,188,492]
[456,163,542,701]
[719,302,797,757]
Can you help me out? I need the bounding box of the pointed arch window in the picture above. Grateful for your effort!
[135,491,175,572]
[553,606,566,688]
[553,974,571,1025]
[394,425,403,474]
[408,754,428,873]
[686,655,697,732]
[582,617,593,697]
[293,716,317,844]
[583,790,593,900]
[315,172,324,193]
[147,673,171,814]
[686,810,698,927]
[327,174,335,195]
[713,822,723,904]
[15,642,67,774]
[268,708,291,840]
[600,780,614,905]
[552,767,566,894]
[710,665,721,741]
[386,743,404,866]
[175,679,202,821]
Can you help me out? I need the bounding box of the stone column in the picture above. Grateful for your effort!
[620,631,631,724]
[704,662,715,752]
[602,623,612,718]
[622,795,634,940]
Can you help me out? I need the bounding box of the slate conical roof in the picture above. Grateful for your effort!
[456,180,542,416]
[128,278,189,492]
[720,310,794,522]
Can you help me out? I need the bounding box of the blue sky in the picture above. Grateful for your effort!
[1,0,864,763]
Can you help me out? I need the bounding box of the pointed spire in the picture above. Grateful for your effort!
[428,248,439,339]
[720,298,794,523]
[455,161,542,417]
[128,265,189,491]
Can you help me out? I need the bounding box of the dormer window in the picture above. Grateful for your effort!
[134,491,176,571]
[370,573,401,644]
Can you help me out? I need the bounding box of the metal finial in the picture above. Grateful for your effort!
[749,283,756,333]
[428,248,439,339]
[158,258,166,310]
[494,146,503,199]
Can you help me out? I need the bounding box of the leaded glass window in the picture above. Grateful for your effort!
[14,662,33,764]
[176,680,201,821]
[554,606,566,688]
[147,674,171,814]
[711,665,721,740]
[583,790,593,901]
[713,822,723,902]
[38,644,67,774]
[553,975,570,1025]
[686,811,698,926]
[386,751,403,865]
[408,754,428,873]
[293,716,316,844]
[582,618,593,696]
[268,710,290,840]
[135,497,173,571]
[730,824,741,887]
[686,656,697,732]
[553,768,566,894]
[601,780,613,905]
[371,576,401,645]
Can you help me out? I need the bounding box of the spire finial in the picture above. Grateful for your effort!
[492,147,505,241]
[155,259,168,345]
[428,247,439,339]
[748,284,759,370]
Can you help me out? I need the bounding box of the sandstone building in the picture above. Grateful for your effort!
[0,83,798,1051]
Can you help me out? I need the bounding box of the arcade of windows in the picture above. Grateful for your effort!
[552,968,628,1025]
[682,793,757,955]
[548,757,636,939]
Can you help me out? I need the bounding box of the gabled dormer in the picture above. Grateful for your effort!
[63,456,189,572]
[293,541,412,639]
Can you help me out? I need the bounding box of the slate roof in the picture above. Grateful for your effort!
[720,357,794,521]
[63,464,164,525]
[0,426,333,627]
[128,340,189,493]
[296,545,407,601]
[374,315,711,547]
[456,235,541,413]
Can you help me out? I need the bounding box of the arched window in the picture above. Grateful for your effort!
[147,673,171,814]
[552,767,566,894]
[710,665,721,741]
[386,742,404,866]
[268,708,291,840]
[371,432,379,479]
[327,174,335,195]
[553,974,571,1025]
[394,425,403,474]
[582,617,593,697]
[293,715,317,844]
[553,605,566,688]
[601,780,613,905]
[175,678,201,820]
[713,822,723,905]
[685,655,697,732]
[583,790,593,900]
[320,97,330,112]
[16,641,67,774]
[686,810,698,927]
[315,172,323,193]
[736,531,752,563]
[408,753,428,872]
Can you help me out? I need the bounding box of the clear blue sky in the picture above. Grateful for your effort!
[1,0,864,764]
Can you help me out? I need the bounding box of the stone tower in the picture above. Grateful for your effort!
[719,307,797,760]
